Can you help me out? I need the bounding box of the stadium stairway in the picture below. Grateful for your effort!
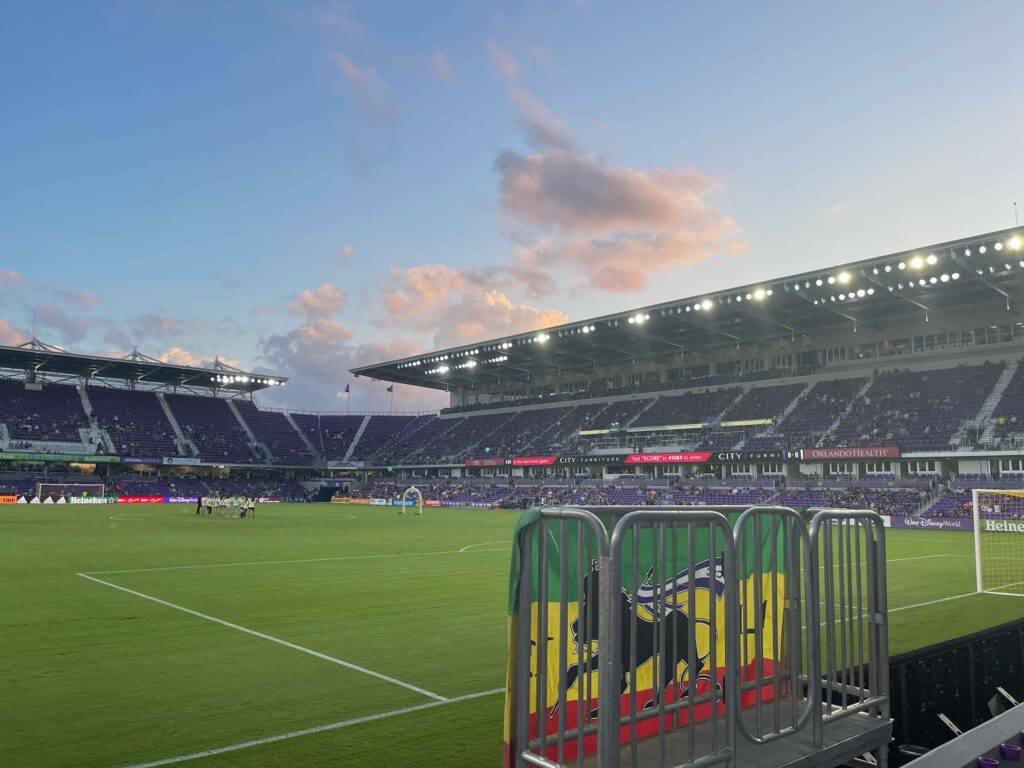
[226,399,272,462]
[283,411,322,461]
[156,392,198,457]
[818,374,874,447]
[977,359,1020,446]
[77,387,116,454]
[343,415,371,462]
[742,382,813,448]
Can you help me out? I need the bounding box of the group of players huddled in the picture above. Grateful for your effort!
[196,496,257,518]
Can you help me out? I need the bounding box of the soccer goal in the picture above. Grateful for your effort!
[400,486,423,516]
[37,482,105,500]
[973,488,1024,596]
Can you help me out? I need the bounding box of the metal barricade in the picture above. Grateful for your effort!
[605,509,740,768]
[808,509,890,745]
[513,506,611,768]
[733,506,815,745]
[508,505,890,768]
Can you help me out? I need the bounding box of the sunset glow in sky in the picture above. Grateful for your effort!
[2,1,1022,410]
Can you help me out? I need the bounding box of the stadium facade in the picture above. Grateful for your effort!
[2,227,1024,506]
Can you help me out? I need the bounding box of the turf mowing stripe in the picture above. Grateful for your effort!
[77,573,449,702]
[83,545,510,575]
[121,687,506,768]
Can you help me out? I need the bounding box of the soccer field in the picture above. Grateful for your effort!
[3,504,1024,768]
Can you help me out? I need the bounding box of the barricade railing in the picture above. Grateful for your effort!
[807,509,890,741]
[508,504,890,768]
[733,506,815,745]
[605,509,739,768]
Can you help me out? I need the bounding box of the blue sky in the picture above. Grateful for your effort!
[2,1,1022,411]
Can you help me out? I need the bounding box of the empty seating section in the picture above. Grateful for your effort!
[233,401,312,464]
[351,415,422,460]
[165,393,261,463]
[992,360,1024,441]
[0,380,87,442]
[533,403,609,453]
[824,363,1004,451]
[745,377,867,450]
[632,388,739,427]
[0,359,1014,465]
[290,413,364,461]
[88,387,181,456]
[471,407,569,457]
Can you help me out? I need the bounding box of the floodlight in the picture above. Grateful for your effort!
[910,256,923,269]
[827,276,836,285]
[837,271,850,284]
[1010,236,1022,250]
[940,274,949,282]
[926,254,938,265]
[898,262,906,270]
[884,265,892,273]
[980,245,987,254]
[995,242,1004,251]
[856,289,866,297]
[701,299,712,310]
[964,248,972,256]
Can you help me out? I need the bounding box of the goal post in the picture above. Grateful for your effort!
[972,488,1024,596]
[36,482,105,500]
[401,486,424,516]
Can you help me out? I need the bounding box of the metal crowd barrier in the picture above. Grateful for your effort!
[508,505,891,768]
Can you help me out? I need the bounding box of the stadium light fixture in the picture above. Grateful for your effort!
[909,256,924,269]
[979,245,987,254]
[827,276,836,285]
[815,278,823,287]
[766,288,773,296]
[535,332,550,343]
[964,248,972,256]
[753,288,765,300]
[926,254,938,265]
[1010,236,1022,250]
[872,267,879,275]
[701,299,713,310]
[952,272,960,279]
[929,276,938,284]
[867,288,875,295]
[837,271,850,284]
[995,242,1004,251]
[940,273,950,282]
[856,289,866,297]
[884,265,892,272]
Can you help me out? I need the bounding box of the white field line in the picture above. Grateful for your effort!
[122,687,505,768]
[458,540,509,552]
[77,573,448,702]
[84,545,511,576]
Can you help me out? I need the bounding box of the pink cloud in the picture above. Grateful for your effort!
[432,290,568,347]
[338,244,356,260]
[319,10,360,36]
[0,270,25,286]
[157,347,238,368]
[427,50,457,87]
[289,283,346,318]
[61,290,100,307]
[35,303,88,343]
[487,41,573,151]
[0,318,26,346]
[329,52,398,124]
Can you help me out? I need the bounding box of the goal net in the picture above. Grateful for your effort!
[400,486,423,516]
[37,482,105,500]
[973,488,1024,596]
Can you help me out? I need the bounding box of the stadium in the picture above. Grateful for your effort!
[5,226,1024,767]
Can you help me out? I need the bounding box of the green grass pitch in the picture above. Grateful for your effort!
[2,503,1023,768]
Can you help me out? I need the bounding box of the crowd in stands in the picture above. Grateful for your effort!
[0,358,1022,469]
[822,363,1004,452]
[0,472,308,501]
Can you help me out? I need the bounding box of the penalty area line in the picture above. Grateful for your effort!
[77,573,447,702]
[122,687,506,768]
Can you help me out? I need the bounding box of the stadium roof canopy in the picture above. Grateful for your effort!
[0,339,287,394]
[353,227,1024,392]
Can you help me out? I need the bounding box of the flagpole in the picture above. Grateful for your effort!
[390,386,395,414]
[368,380,374,414]
[346,384,351,414]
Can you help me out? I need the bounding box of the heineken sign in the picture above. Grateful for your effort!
[984,519,1024,533]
